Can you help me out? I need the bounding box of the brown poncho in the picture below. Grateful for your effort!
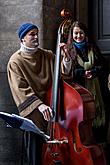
[7,48,54,118]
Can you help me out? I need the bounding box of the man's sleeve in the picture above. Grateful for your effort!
[7,61,43,117]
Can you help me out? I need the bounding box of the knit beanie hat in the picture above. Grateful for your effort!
[18,23,38,40]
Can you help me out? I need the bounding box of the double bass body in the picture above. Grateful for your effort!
[42,81,106,165]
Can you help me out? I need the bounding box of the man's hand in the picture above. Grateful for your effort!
[38,104,53,121]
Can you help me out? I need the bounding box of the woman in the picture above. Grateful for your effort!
[61,21,109,141]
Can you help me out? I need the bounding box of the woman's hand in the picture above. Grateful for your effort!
[85,70,92,79]
[59,42,66,48]
[59,43,70,59]
[38,104,53,121]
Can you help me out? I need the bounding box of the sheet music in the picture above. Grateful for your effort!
[0,112,50,141]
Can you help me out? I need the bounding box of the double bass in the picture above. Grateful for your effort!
[42,9,107,165]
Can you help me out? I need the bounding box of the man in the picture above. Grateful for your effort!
[7,22,54,165]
